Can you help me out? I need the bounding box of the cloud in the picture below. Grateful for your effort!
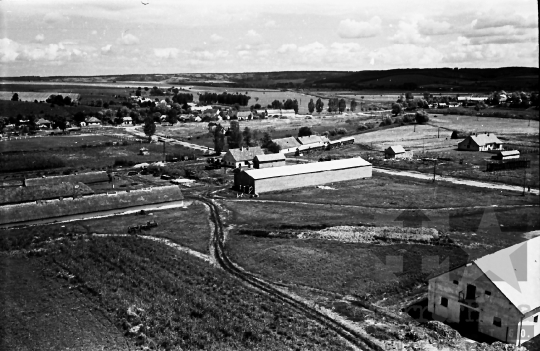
[117,33,139,46]
[0,38,20,62]
[34,34,45,43]
[101,44,112,55]
[277,43,297,54]
[91,30,98,35]
[370,44,443,66]
[418,19,453,35]
[473,13,537,30]
[265,20,277,27]
[337,17,382,38]
[247,29,261,39]
[210,34,224,43]
[389,21,430,44]
[154,48,179,59]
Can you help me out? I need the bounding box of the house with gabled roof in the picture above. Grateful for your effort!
[384,145,407,159]
[272,137,301,153]
[458,133,503,152]
[222,146,264,169]
[85,117,102,126]
[427,236,540,345]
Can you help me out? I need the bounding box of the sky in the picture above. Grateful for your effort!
[0,0,538,76]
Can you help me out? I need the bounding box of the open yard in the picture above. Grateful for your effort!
[0,134,119,152]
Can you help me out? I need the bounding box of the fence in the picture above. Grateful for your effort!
[486,159,531,172]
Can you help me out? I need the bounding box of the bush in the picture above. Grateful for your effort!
[267,142,281,153]
[336,128,347,135]
[415,111,429,124]
[114,158,136,167]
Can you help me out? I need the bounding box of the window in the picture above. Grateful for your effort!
[493,317,502,327]
[441,297,448,307]
[453,280,459,285]
[534,316,538,323]
[485,290,491,296]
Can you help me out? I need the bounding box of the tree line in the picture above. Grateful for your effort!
[198,92,251,106]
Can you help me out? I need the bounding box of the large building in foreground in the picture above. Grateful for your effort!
[428,237,539,345]
[234,157,372,194]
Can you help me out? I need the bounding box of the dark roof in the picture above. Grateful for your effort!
[273,137,301,149]
[254,153,286,163]
[0,182,94,205]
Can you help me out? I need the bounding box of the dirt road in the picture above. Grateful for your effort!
[374,167,539,195]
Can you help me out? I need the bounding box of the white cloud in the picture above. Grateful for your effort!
[0,38,20,62]
[370,44,443,66]
[117,33,139,46]
[210,34,224,43]
[247,29,261,39]
[277,43,297,54]
[34,34,45,43]
[418,19,453,35]
[297,42,327,55]
[91,30,98,35]
[473,13,537,30]
[264,20,277,27]
[389,21,430,44]
[337,17,382,38]
[101,44,112,55]
[154,47,179,59]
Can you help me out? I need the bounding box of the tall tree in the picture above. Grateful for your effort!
[261,132,273,148]
[350,99,357,112]
[227,120,243,149]
[315,98,324,113]
[308,99,315,113]
[338,99,346,113]
[213,124,225,154]
[391,103,402,116]
[242,127,253,146]
[11,93,19,101]
[143,116,156,141]
[405,92,414,100]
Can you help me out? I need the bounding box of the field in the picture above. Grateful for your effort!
[1,218,350,350]
[0,100,103,118]
[428,114,540,135]
[0,134,118,152]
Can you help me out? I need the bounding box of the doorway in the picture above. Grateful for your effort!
[459,306,480,331]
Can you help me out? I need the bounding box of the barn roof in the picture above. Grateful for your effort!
[237,111,252,117]
[297,135,326,145]
[273,137,301,149]
[86,117,101,123]
[264,109,282,115]
[496,150,520,157]
[36,118,51,124]
[243,157,371,180]
[474,236,540,313]
[225,146,264,162]
[0,182,94,205]
[254,153,286,163]
[385,145,406,154]
[467,133,502,146]
[24,171,110,187]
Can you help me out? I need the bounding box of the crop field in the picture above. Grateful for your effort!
[1,233,350,350]
[0,91,81,102]
[428,114,539,135]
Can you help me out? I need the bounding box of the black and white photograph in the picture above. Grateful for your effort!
[0,0,539,350]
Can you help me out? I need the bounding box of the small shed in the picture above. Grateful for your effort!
[253,153,286,169]
[384,145,407,159]
[491,150,520,161]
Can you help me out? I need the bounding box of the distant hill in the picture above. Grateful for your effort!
[1,67,538,91]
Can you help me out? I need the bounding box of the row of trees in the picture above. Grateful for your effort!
[212,121,281,154]
[199,92,251,106]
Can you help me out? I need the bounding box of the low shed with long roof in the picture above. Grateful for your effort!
[234,157,372,194]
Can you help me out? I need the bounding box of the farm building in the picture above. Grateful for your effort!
[428,236,540,345]
[24,171,110,187]
[36,118,52,129]
[491,150,520,161]
[122,116,133,125]
[222,146,264,168]
[85,117,102,126]
[0,182,94,206]
[253,153,286,169]
[385,145,408,159]
[297,135,328,145]
[234,157,372,194]
[281,109,296,117]
[328,136,355,149]
[272,137,302,153]
[263,109,282,118]
[458,133,503,152]
[237,111,253,120]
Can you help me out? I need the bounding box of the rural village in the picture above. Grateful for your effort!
[1,1,539,351]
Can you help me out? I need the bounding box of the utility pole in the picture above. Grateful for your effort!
[162,140,166,162]
[433,160,437,182]
[438,127,440,138]
[522,166,527,196]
